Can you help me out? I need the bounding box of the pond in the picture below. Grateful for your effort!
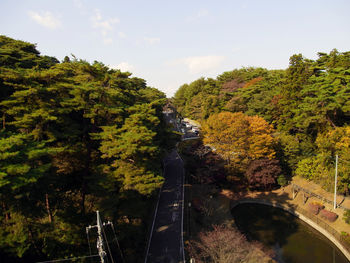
[232,203,349,263]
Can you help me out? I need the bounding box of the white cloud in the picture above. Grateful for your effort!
[111,62,134,72]
[118,31,126,39]
[103,38,113,44]
[144,37,160,45]
[187,8,209,21]
[172,55,225,74]
[73,0,83,9]
[91,9,119,44]
[28,11,61,29]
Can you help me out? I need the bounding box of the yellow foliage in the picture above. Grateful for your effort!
[202,112,276,172]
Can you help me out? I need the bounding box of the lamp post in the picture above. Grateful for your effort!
[334,154,338,210]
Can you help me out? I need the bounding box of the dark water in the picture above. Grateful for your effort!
[232,203,349,263]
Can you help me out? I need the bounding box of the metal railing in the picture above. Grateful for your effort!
[292,183,349,210]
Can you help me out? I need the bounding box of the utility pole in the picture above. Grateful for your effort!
[86,211,107,263]
[96,211,106,263]
[334,154,338,210]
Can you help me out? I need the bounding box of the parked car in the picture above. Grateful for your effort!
[192,127,199,132]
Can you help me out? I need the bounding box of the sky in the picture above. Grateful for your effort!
[1,0,349,97]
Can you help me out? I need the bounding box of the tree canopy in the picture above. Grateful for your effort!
[0,35,171,262]
[202,112,276,173]
[174,49,350,192]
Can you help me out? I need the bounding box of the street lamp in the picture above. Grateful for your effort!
[334,154,338,210]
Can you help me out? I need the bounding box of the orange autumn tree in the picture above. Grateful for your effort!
[202,112,276,173]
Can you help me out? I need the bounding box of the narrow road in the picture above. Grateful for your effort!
[145,149,185,263]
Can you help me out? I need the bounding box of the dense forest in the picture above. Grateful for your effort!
[0,35,175,262]
[174,50,350,192]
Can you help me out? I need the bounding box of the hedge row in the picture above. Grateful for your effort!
[320,209,338,222]
[308,202,325,215]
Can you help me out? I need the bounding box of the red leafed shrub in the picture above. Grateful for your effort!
[308,202,325,215]
[245,159,282,190]
[308,203,320,215]
[309,202,324,215]
[320,209,338,222]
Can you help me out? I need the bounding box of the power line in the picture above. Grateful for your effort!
[86,228,93,263]
[110,222,125,263]
[102,222,115,263]
[36,254,99,263]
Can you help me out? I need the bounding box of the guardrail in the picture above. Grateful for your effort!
[292,183,349,210]
[230,198,350,256]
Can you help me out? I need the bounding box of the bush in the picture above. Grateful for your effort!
[311,201,325,208]
[343,210,350,224]
[277,174,288,186]
[320,209,338,222]
[308,202,324,215]
[341,232,350,244]
[308,203,320,215]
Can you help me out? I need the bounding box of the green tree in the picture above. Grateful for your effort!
[0,35,169,262]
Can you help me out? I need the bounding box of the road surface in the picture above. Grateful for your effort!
[145,149,185,263]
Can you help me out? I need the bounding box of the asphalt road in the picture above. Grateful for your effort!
[145,149,185,263]
[145,112,185,263]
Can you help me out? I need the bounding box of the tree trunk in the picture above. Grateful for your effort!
[45,193,53,223]
[326,115,336,128]
[2,113,5,130]
[2,202,10,222]
[81,183,86,215]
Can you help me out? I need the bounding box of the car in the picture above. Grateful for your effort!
[192,127,199,132]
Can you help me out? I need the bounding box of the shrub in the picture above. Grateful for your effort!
[343,210,350,224]
[341,232,350,244]
[277,174,288,186]
[308,201,325,215]
[308,203,321,215]
[311,201,325,209]
[320,209,338,222]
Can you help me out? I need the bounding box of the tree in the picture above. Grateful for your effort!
[202,112,276,173]
[316,126,350,193]
[245,159,282,189]
[0,35,169,261]
[188,225,273,263]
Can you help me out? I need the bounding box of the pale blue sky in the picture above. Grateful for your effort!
[1,0,349,97]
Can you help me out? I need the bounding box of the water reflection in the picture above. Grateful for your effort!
[232,203,348,263]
